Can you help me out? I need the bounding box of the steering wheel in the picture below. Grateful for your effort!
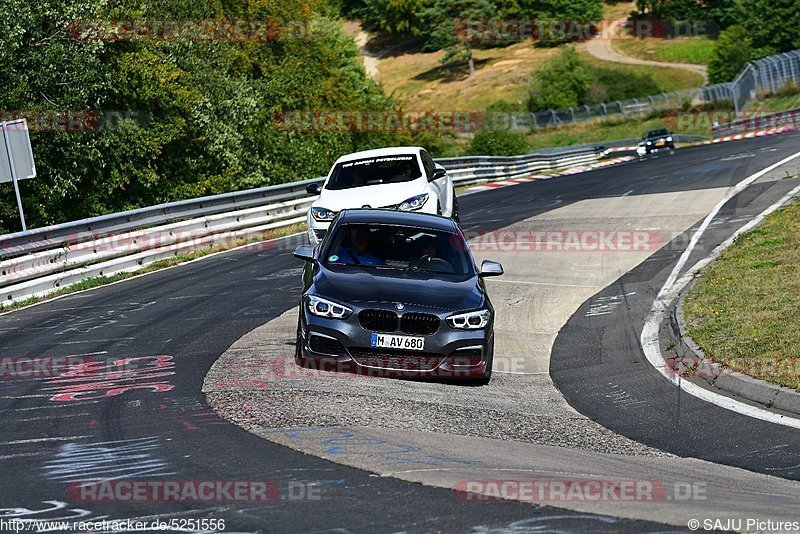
[414,255,455,273]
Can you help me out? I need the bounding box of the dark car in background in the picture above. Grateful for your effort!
[293,209,503,384]
[640,128,675,154]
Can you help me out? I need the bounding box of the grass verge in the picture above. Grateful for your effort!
[577,51,706,93]
[614,37,715,65]
[683,200,800,390]
[0,223,306,314]
[746,85,800,113]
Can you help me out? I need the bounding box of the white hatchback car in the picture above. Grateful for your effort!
[305,146,458,244]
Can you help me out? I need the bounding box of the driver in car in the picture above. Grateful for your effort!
[416,236,437,260]
[411,235,456,273]
[391,160,415,181]
[353,169,368,187]
[336,227,384,265]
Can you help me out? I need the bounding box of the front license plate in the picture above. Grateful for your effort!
[370,333,425,351]
[656,140,665,146]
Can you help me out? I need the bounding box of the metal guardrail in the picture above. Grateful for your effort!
[0,146,605,305]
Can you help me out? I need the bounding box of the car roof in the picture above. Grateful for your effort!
[338,209,457,232]
[333,146,424,165]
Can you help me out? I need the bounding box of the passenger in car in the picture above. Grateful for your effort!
[337,227,384,265]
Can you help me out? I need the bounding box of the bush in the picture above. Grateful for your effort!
[466,124,527,156]
[585,66,660,103]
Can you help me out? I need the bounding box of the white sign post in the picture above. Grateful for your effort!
[0,119,37,231]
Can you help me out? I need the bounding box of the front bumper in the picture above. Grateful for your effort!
[297,302,492,379]
[307,214,331,245]
[644,140,675,152]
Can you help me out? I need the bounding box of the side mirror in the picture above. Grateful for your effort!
[430,168,447,181]
[306,183,321,195]
[294,244,316,263]
[479,260,503,277]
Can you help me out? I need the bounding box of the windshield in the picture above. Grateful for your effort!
[322,223,473,275]
[325,155,422,190]
[647,128,669,137]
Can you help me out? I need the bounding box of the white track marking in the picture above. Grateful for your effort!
[1,436,93,445]
[660,151,800,297]
[641,150,800,429]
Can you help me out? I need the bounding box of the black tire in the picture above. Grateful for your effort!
[468,342,493,386]
[294,314,303,359]
[451,195,460,223]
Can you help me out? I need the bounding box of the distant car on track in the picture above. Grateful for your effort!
[304,146,458,245]
[594,145,611,159]
[639,128,675,154]
[293,209,503,384]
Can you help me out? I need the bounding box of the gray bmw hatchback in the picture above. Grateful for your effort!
[293,209,503,384]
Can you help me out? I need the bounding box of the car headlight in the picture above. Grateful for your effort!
[646,141,652,145]
[447,309,491,329]
[306,295,352,319]
[311,207,336,222]
[398,193,429,211]
[666,136,673,142]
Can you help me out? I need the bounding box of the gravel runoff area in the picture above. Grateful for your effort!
[204,309,670,457]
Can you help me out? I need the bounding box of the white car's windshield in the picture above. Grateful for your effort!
[646,129,669,137]
[325,155,422,190]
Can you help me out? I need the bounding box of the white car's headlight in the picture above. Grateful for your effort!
[311,207,336,221]
[447,309,491,329]
[306,295,352,319]
[398,193,429,211]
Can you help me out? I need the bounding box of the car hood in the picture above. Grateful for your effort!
[313,265,484,312]
[314,180,426,210]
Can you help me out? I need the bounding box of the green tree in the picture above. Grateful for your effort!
[420,0,497,77]
[708,25,752,84]
[0,0,403,233]
[742,0,800,57]
[361,0,424,35]
[527,47,593,111]
[535,0,602,20]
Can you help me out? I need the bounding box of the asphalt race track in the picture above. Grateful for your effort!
[2,132,800,533]
[550,136,800,477]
